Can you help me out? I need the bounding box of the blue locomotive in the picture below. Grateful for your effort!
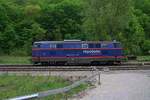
[32,40,126,65]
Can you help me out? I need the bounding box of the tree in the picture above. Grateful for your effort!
[142,40,150,55]
[1,24,16,54]
[134,0,150,39]
[37,0,83,40]
[0,4,9,32]
[24,4,41,19]
[125,14,145,55]
[84,0,132,40]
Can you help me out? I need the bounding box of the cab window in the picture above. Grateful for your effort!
[114,43,121,48]
[57,44,63,48]
[95,43,101,48]
[88,44,94,48]
[82,44,88,48]
[101,43,108,48]
[33,43,40,48]
[49,44,56,48]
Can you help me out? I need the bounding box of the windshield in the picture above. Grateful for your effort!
[33,43,40,48]
[114,43,121,48]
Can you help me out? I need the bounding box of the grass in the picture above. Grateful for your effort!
[1,55,150,65]
[0,74,89,100]
[137,56,150,61]
[0,56,31,64]
[41,83,88,100]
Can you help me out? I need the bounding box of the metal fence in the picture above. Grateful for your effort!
[8,66,100,100]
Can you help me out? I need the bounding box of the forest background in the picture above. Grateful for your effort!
[0,0,150,56]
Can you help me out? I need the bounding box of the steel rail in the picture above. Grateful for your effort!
[0,65,150,71]
[0,61,150,67]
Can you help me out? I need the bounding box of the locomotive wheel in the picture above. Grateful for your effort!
[91,61,100,66]
[114,61,121,65]
[41,62,49,65]
[56,61,66,66]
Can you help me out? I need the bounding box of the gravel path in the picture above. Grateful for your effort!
[75,71,150,100]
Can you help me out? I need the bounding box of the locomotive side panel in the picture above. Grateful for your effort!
[32,41,126,65]
[32,49,125,64]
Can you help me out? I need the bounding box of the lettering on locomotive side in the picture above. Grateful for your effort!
[83,50,101,54]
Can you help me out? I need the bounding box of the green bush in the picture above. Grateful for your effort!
[142,40,150,55]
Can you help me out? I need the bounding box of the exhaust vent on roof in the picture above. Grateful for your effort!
[63,40,81,42]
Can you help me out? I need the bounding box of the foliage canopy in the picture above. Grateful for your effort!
[0,0,149,55]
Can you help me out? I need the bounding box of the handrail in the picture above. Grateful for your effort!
[9,94,39,100]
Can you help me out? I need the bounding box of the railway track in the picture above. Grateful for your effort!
[0,62,150,71]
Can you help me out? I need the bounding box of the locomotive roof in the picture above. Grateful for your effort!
[34,40,120,44]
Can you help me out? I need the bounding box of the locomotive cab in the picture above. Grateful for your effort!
[32,43,41,64]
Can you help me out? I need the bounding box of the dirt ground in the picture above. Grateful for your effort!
[72,70,150,100]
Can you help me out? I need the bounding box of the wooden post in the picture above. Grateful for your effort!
[91,66,95,83]
[64,92,68,100]
[48,71,51,76]
[98,71,101,85]
[92,66,94,76]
